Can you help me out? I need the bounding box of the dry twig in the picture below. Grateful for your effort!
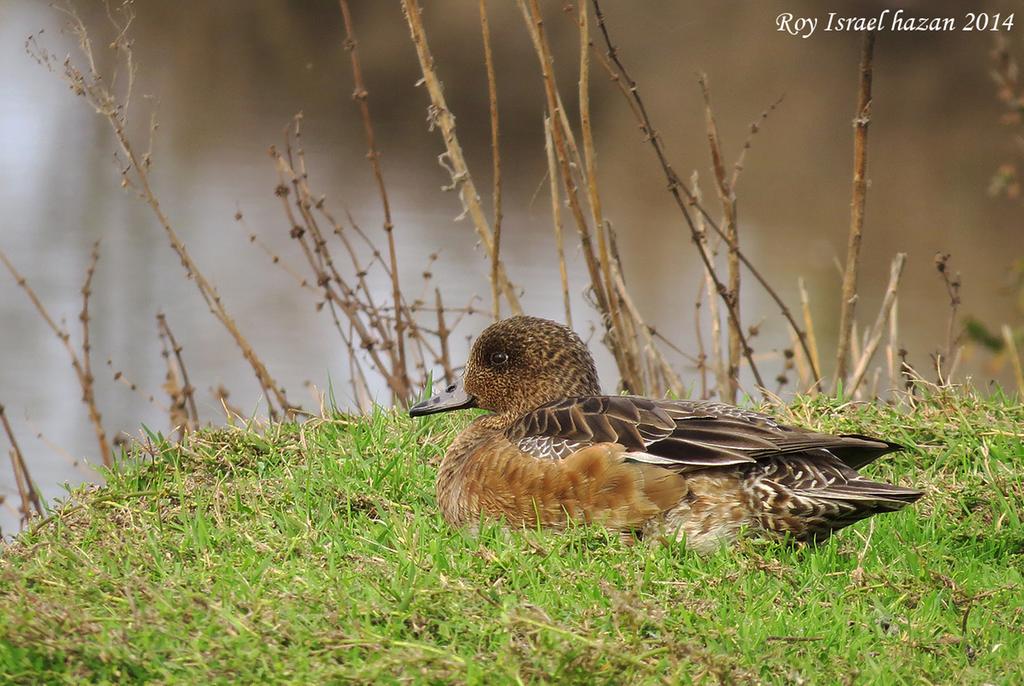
[517,1,609,317]
[520,0,645,394]
[886,297,901,393]
[434,288,455,386]
[29,5,296,419]
[730,94,785,190]
[339,0,409,400]
[691,174,727,399]
[847,253,907,396]
[576,0,616,325]
[699,75,743,400]
[835,31,876,388]
[0,404,44,523]
[156,313,199,436]
[988,35,1024,200]
[478,0,503,321]
[0,243,111,466]
[1002,324,1024,394]
[797,277,822,393]
[400,0,522,315]
[589,0,765,394]
[544,118,574,328]
[584,2,818,391]
[78,240,110,463]
[269,118,471,404]
[934,252,963,384]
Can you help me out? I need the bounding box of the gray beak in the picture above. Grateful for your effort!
[408,379,477,417]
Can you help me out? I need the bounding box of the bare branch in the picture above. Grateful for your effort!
[478,0,503,321]
[339,0,409,401]
[0,245,111,466]
[1002,324,1024,395]
[0,404,44,522]
[835,31,876,388]
[400,0,522,315]
[157,313,199,431]
[797,277,822,393]
[79,240,110,464]
[544,118,573,328]
[934,252,963,384]
[699,74,742,401]
[434,288,455,385]
[589,0,765,393]
[32,7,297,419]
[847,253,906,396]
[691,174,727,399]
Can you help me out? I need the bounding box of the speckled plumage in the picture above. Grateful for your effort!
[412,316,923,551]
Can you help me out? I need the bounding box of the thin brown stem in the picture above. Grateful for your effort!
[0,404,44,521]
[156,313,199,430]
[339,0,409,402]
[32,8,295,419]
[434,288,455,386]
[576,5,818,386]
[847,253,906,397]
[157,317,189,440]
[730,94,785,190]
[544,118,574,328]
[519,0,609,318]
[693,287,708,399]
[107,358,166,414]
[0,246,112,466]
[691,174,727,399]
[699,74,742,401]
[1002,325,1024,395]
[589,0,765,393]
[478,0,503,322]
[520,0,646,393]
[272,145,401,393]
[575,1,644,392]
[835,31,876,389]
[79,240,111,464]
[577,1,613,311]
[400,0,522,315]
[604,222,651,392]
[934,252,962,383]
[213,385,245,422]
[886,297,900,394]
[609,262,685,397]
[797,277,822,393]
[23,416,97,478]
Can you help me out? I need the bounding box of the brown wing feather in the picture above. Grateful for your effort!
[506,396,903,471]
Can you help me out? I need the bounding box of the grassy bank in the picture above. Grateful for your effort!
[1,391,1022,685]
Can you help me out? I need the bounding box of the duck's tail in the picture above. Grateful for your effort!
[810,475,923,510]
[799,477,923,542]
[748,453,923,542]
[828,433,907,470]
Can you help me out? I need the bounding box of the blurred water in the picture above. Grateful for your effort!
[1,0,1020,535]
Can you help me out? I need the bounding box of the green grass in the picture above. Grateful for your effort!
[1,390,1022,684]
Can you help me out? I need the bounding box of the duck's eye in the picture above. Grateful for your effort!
[489,351,510,366]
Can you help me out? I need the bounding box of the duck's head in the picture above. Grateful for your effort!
[409,315,600,419]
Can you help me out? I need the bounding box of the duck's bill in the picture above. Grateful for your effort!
[408,380,478,417]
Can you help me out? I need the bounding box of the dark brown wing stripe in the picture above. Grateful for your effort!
[651,421,781,451]
[640,438,754,465]
[604,415,647,448]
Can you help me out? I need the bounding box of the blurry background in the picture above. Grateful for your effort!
[1,0,1021,533]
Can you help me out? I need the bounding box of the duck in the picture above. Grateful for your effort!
[409,315,922,551]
